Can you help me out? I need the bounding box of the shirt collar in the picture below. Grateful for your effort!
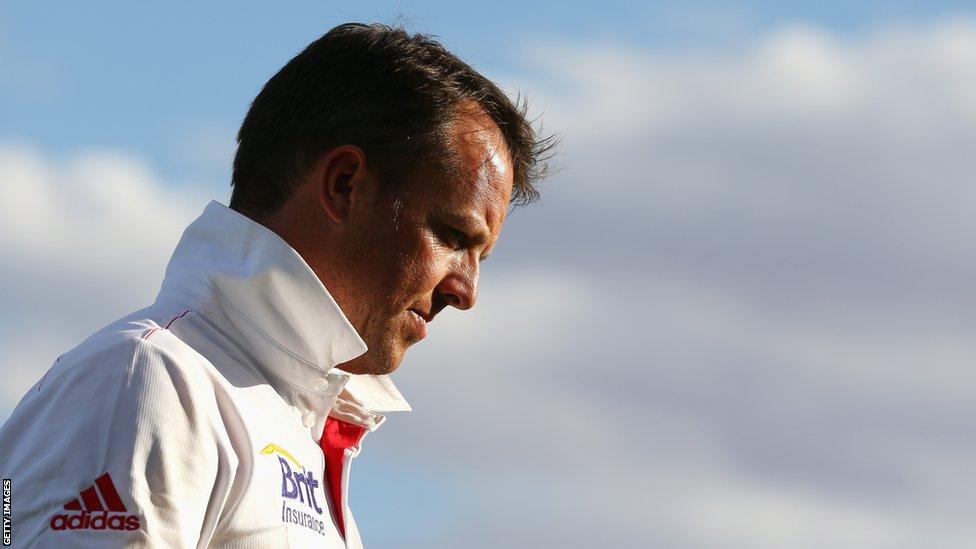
[156,200,411,417]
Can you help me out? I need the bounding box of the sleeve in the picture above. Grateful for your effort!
[0,336,237,548]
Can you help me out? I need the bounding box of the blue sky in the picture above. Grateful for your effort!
[4,0,973,186]
[4,2,976,548]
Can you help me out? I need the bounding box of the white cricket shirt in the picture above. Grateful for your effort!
[0,200,412,547]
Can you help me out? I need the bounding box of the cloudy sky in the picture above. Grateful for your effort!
[3,2,976,547]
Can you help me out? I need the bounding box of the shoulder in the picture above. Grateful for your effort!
[1,307,235,481]
[53,307,210,390]
[2,307,221,448]
[0,310,240,547]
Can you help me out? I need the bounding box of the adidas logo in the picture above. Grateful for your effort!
[49,473,141,531]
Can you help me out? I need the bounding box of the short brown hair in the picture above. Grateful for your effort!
[230,22,556,218]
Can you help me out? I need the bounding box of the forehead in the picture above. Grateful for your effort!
[420,107,514,231]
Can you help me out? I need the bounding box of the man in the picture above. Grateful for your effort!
[0,23,553,547]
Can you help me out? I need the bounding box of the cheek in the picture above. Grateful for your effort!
[410,236,442,284]
[395,232,449,296]
[374,231,438,300]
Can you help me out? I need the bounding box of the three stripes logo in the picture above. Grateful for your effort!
[49,473,141,532]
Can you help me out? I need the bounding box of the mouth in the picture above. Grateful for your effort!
[407,308,428,341]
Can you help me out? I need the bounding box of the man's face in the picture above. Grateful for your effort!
[333,108,514,374]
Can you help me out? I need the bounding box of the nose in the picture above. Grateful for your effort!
[435,259,479,311]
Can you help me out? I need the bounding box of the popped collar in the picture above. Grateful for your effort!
[0,199,414,547]
[156,200,411,438]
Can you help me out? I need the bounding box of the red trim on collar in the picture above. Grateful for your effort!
[319,416,367,538]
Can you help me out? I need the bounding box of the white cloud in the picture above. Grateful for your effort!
[0,142,203,271]
[0,142,208,415]
[497,16,976,316]
[519,17,976,141]
[379,16,976,548]
[376,268,976,547]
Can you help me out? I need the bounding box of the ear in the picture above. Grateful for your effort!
[315,145,369,224]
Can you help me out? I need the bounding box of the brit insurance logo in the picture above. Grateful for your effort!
[49,473,141,532]
[260,443,328,536]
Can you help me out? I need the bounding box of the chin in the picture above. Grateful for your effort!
[335,345,404,375]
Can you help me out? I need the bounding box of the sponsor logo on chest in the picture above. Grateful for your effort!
[260,443,328,536]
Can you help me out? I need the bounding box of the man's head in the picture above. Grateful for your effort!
[230,23,554,374]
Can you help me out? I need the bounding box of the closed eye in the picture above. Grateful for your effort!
[436,224,468,250]
[449,227,469,250]
[431,214,491,258]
